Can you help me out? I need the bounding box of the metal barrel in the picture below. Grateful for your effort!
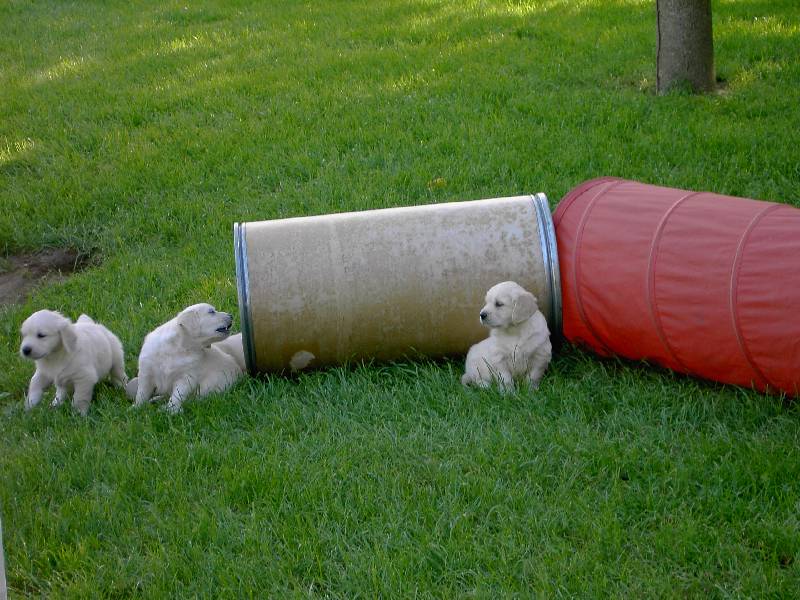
[235,194,561,375]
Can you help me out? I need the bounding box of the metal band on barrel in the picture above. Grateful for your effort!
[532,193,562,339]
[234,223,257,375]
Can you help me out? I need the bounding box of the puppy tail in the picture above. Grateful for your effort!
[77,314,95,324]
[109,337,128,388]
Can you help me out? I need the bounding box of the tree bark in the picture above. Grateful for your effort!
[656,0,715,94]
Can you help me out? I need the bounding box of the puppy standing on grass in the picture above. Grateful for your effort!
[19,310,127,416]
[462,281,552,392]
[130,303,243,414]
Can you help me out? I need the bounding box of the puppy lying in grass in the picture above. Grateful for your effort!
[461,281,551,392]
[129,303,243,413]
[19,310,127,416]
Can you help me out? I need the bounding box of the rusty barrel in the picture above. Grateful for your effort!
[234,194,561,374]
[554,177,800,396]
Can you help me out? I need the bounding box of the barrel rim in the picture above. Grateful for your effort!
[532,193,563,339]
[234,222,257,375]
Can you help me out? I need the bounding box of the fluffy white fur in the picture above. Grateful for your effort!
[461,281,552,392]
[19,310,127,416]
[213,333,246,372]
[131,303,242,413]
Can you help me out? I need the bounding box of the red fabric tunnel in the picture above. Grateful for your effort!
[554,177,800,397]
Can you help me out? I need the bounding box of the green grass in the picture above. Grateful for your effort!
[1,0,799,596]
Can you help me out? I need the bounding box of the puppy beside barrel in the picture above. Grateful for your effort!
[127,303,244,414]
[462,281,552,392]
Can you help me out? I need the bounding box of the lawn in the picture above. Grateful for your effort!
[1,0,800,596]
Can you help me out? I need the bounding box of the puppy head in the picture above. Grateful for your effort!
[19,310,76,360]
[479,281,539,329]
[175,303,233,348]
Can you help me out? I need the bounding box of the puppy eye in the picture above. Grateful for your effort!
[208,309,215,314]
[36,332,46,338]
[495,301,504,308]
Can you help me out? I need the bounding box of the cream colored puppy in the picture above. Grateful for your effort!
[19,310,127,416]
[126,333,246,399]
[125,333,247,401]
[462,281,551,392]
[131,303,242,413]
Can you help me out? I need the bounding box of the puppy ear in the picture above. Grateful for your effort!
[60,323,78,353]
[176,310,197,330]
[511,291,537,325]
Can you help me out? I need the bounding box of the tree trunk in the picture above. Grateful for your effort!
[656,0,715,94]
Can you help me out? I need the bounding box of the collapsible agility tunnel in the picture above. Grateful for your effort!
[235,194,561,374]
[554,177,800,396]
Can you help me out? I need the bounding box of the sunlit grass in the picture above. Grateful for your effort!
[0,138,36,166]
[1,0,799,596]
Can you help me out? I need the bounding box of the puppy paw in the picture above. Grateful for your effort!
[164,401,183,415]
[497,382,515,394]
[24,393,45,411]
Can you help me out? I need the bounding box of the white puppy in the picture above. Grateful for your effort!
[125,333,246,399]
[131,303,242,413]
[19,310,127,416]
[461,281,551,392]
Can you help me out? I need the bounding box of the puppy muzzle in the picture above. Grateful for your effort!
[215,315,233,334]
[20,346,43,360]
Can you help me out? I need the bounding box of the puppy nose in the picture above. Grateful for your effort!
[479,311,488,321]
[22,346,32,356]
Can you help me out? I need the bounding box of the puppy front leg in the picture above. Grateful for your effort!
[496,371,515,393]
[165,378,194,414]
[71,377,98,417]
[51,384,70,408]
[472,375,493,389]
[526,363,548,390]
[25,371,52,411]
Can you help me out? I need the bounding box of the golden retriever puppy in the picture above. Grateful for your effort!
[125,333,246,399]
[19,310,127,416]
[461,281,551,392]
[131,303,242,413]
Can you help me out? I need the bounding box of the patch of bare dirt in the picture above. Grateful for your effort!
[0,248,91,306]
